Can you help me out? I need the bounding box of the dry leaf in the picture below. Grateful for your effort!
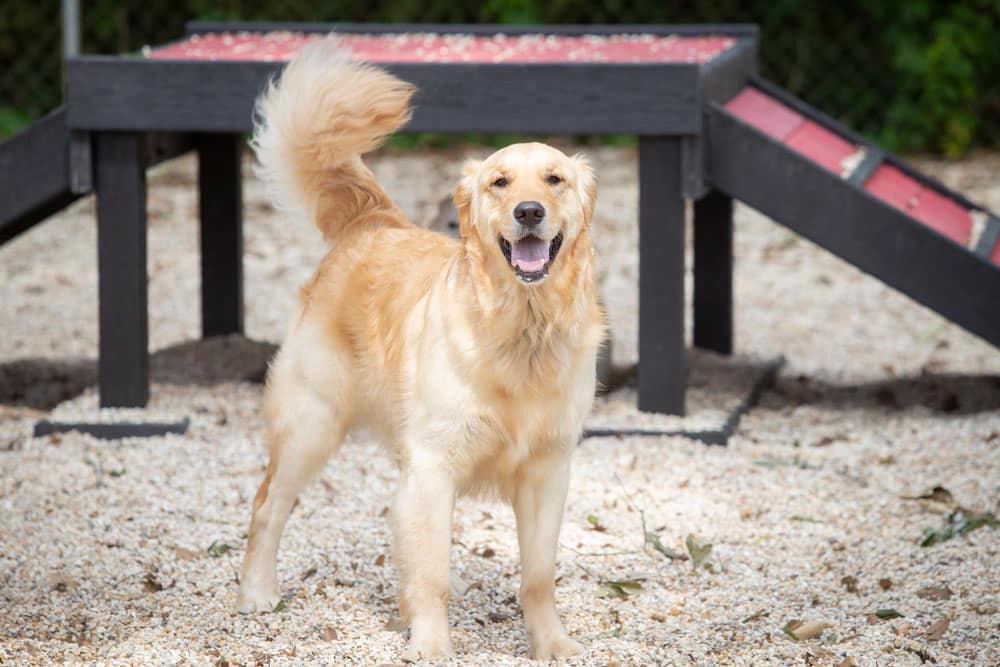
[587,514,607,532]
[374,554,385,567]
[685,534,713,569]
[916,585,953,601]
[878,578,892,590]
[840,575,858,594]
[834,658,858,667]
[142,573,164,593]
[782,619,830,640]
[926,617,950,641]
[321,626,339,641]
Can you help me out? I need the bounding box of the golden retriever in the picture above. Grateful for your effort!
[236,40,604,661]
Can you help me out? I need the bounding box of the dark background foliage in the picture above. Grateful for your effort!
[3,1,999,155]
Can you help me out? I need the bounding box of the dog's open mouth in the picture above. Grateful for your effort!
[499,232,564,283]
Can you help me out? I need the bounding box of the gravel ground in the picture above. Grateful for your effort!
[1,145,998,666]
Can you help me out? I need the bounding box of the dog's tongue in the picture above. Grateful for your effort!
[511,236,550,273]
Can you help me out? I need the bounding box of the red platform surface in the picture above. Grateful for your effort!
[149,31,736,64]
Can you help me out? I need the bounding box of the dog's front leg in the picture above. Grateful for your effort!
[392,453,455,661]
[513,452,584,659]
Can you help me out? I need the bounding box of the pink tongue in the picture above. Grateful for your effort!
[511,236,550,272]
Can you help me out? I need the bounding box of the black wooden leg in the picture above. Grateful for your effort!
[693,190,733,355]
[198,133,244,338]
[638,136,685,415]
[95,132,149,407]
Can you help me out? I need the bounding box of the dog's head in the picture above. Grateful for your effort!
[454,143,596,286]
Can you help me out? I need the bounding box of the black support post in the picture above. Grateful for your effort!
[198,133,244,337]
[95,132,149,407]
[638,136,686,415]
[693,189,733,354]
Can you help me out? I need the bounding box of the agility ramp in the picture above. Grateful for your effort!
[706,78,1000,347]
[0,108,85,245]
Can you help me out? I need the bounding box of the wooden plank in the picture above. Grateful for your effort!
[0,108,79,244]
[185,21,760,38]
[198,133,245,337]
[706,106,1000,348]
[66,57,702,134]
[693,190,733,355]
[95,132,150,407]
[638,136,686,415]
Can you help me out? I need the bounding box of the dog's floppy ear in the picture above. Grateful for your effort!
[453,159,480,239]
[572,153,597,225]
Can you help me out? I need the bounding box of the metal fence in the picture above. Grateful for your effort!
[0,2,941,149]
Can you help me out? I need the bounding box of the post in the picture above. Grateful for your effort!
[638,136,686,415]
[95,132,149,407]
[693,190,734,354]
[198,133,244,337]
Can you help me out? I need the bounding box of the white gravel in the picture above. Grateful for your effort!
[1,145,998,666]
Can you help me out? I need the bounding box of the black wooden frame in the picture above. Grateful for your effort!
[61,22,758,414]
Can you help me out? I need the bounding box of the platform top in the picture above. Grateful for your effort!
[148,31,737,64]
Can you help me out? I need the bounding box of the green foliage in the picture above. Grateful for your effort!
[2,1,999,154]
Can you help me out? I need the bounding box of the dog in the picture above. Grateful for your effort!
[236,40,604,661]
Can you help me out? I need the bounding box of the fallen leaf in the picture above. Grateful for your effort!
[479,547,495,558]
[921,509,999,546]
[685,534,713,569]
[840,576,858,594]
[206,540,233,558]
[599,578,645,599]
[272,598,287,613]
[873,608,904,620]
[321,626,339,641]
[783,619,830,641]
[645,532,687,560]
[902,486,956,514]
[878,578,892,590]
[834,658,858,667]
[926,617,950,641]
[916,585,953,601]
[649,612,666,622]
[142,573,164,593]
[374,554,385,567]
[587,514,607,532]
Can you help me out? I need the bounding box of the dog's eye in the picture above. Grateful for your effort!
[546,174,562,185]
[492,176,508,188]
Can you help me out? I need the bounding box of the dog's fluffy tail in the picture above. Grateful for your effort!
[252,39,416,242]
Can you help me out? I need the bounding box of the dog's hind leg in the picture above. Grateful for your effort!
[237,349,348,613]
[513,451,584,659]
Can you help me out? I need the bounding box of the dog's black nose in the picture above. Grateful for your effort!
[513,201,545,226]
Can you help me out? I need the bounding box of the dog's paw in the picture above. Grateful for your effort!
[236,585,281,613]
[531,634,584,660]
[404,636,453,662]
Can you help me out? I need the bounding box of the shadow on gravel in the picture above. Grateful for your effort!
[763,372,1000,415]
[0,335,277,410]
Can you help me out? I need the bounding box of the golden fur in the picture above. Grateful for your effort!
[236,39,604,661]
